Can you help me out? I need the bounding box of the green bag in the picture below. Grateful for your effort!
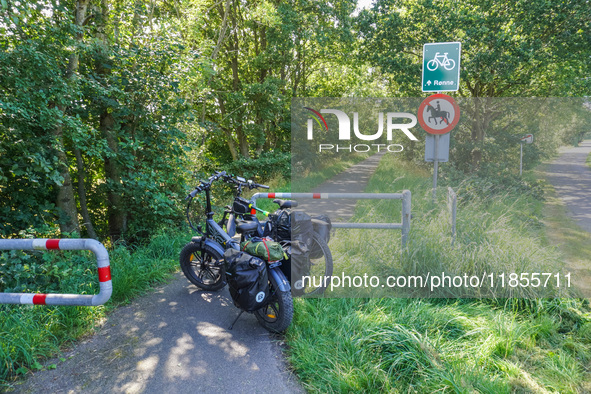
[241,238,286,262]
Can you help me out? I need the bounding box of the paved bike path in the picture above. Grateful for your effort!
[546,140,591,233]
[296,152,386,220]
[13,154,386,393]
[545,140,591,296]
[13,274,302,394]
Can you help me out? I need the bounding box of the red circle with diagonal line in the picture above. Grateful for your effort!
[418,94,460,135]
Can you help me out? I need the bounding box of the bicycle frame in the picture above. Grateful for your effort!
[206,217,237,250]
[184,172,291,293]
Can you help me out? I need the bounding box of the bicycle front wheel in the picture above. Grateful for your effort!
[179,241,226,291]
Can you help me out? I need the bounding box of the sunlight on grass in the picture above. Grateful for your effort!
[286,155,591,393]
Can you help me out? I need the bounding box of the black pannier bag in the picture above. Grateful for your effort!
[269,209,290,241]
[224,249,269,312]
[310,215,331,259]
[264,209,313,244]
[291,210,313,246]
[280,240,310,296]
[233,196,252,215]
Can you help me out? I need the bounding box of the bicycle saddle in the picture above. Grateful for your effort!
[273,199,298,209]
[235,220,259,234]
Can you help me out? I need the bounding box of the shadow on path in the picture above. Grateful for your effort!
[14,273,302,394]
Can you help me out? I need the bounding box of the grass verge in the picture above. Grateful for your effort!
[0,230,189,389]
[285,155,591,392]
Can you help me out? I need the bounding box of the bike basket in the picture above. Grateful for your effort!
[233,197,253,215]
[224,249,269,312]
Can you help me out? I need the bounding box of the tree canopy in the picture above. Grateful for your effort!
[1,0,589,241]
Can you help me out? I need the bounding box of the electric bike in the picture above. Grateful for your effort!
[179,171,293,333]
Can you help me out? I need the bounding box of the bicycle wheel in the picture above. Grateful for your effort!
[179,241,226,291]
[444,58,455,70]
[293,232,333,296]
[254,280,293,333]
[426,59,438,71]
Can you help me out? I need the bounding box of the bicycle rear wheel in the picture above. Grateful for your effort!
[293,232,333,296]
[254,280,293,333]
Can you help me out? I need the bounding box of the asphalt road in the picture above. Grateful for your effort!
[545,140,591,297]
[546,140,591,233]
[12,273,302,394]
[295,152,386,220]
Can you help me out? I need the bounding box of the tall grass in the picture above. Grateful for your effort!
[0,230,188,388]
[285,155,591,392]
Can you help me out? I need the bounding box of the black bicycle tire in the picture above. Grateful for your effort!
[254,282,293,333]
[179,241,226,291]
[301,231,333,295]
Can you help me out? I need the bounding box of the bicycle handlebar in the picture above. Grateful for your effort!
[185,171,228,200]
[221,174,269,191]
[185,171,269,201]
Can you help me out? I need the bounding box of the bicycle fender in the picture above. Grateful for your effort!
[268,267,291,292]
[192,237,226,257]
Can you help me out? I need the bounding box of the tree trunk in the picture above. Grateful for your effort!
[54,130,80,235]
[96,0,125,242]
[53,0,90,235]
[219,98,239,160]
[237,124,250,158]
[74,147,98,239]
[229,3,249,158]
[224,129,239,160]
[102,112,125,241]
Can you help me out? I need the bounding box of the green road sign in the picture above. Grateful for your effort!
[422,42,461,92]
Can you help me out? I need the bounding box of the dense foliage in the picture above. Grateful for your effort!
[1,0,589,241]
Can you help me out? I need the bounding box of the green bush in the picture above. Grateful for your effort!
[224,151,291,181]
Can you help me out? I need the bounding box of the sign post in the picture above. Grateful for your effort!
[519,134,533,176]
[418,93,460,202]
[422,42,461,202]
[433,134,439,202]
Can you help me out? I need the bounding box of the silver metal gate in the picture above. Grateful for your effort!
[252,191,411,247]
[0,239,112,306]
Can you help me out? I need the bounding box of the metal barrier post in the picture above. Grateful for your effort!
[0,239,112,306]
[401,190,411,247]
[448,187,457,246]
[252,191,411,248]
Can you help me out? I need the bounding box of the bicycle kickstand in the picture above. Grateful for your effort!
[228,310,245,330]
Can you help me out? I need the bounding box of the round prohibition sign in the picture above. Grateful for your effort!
[418,93,460,135]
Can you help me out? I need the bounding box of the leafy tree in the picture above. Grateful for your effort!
[358,0,591,168]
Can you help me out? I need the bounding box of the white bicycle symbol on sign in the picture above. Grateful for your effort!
[426,52,456,71]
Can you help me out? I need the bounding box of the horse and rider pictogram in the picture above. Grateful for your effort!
[425,101,450,126]
[418,94,460,135]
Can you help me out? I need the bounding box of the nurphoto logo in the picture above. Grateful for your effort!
[304,106,419,153]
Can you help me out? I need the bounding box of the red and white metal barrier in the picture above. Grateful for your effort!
[0,239,112,306]
[252,191,412,247]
